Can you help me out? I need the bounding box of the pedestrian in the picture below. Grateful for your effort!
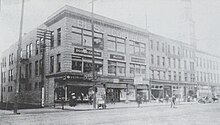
[136,94,142,108]
[61,97,65,110]
[171,95,176,108]
[165,94,169,103]
[69,93,77,107]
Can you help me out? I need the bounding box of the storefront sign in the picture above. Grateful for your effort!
[119,78,134,83]
[74,48,102,57]
[110,54,125,60]
[131,57,145,63]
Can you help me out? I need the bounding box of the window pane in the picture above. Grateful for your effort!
[72,33,82,44]
[117,42,125,53]
[83,35,92,47]
[72,60,82,71]
[108,41,116,51]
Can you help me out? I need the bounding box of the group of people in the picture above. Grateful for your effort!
[136,94,177,108]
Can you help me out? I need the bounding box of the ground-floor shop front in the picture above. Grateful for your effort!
[45,73,148,107]
[150,81,197,102]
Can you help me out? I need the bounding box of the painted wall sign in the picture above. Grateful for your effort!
[131,57,145,63]
[110,54,125,60]
[119,78,134,83]
[74,48,102,57]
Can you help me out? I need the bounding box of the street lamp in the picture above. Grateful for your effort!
[14,0,25,114]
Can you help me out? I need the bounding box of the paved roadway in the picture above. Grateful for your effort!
[0,103,220,125]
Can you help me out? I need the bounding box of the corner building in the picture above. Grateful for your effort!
[1,5,220,106]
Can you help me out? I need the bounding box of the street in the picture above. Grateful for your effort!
[0,103,220,125]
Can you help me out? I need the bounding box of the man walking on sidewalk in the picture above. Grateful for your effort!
[137,94,142,108]
[171,95,176,108]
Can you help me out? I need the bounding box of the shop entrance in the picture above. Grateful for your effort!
[164,86,172,97]
[106,88,121,103]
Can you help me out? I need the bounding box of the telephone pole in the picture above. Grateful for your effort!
[14,0,25,114]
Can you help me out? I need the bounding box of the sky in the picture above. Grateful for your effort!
[0,0,220,57]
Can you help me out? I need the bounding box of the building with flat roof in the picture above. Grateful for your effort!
[1,5,220,107]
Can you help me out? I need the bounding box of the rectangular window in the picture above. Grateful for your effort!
[72,60,82,71]
[174,71,176,81]
[25,64,28,78]
[168,57,171,67]
[57,28,61,46]
[129,40,145,56]
[29,63,32,78]
[162,43,165,52]
[184,60,187,69]
[185,73,188,81]
[107,35,125,53]
[36,40,39,55]
[50,56,54,73]
[168,71,171,80]
[151,70,154,79]
[108,61,116,76]
[117,62,126,76]
[173,46,175,55]
[39,59,42,75]
[130,64,135,76]
[162,57,165,66]
[35,61,39,76]
[178,59,181,68]
[150,40,153,50]
[178,47,180,55]
[50,31,54,48]
[157,56,160,66]
[157,41,159,51]
[173,58,176,68]
[29,43,32,58]
[179,72,181,81]
[151,55,154,64]
[57,54,61,72]
[116,38,125,53]
[168,45,170,53]
[26,44,29,58]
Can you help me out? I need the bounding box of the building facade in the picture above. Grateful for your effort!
[0,5,220,106]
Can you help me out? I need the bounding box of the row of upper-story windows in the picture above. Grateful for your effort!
[1,69,13,83]
[2,86,13,93]
[196,57,219,70]
[150,55,194,70]
[196,71,219,83]
[72,26,103,49]
[150,40,180,55]
[70,55,146,78]
[72,26,146,56]
[151,70,195,82]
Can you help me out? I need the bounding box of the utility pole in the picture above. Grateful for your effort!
[14,0,25,114]
[91,0,96,109]
[1,63,3,104]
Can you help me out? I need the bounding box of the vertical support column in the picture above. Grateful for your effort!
[126,84,129,103]
[65,86,68,101]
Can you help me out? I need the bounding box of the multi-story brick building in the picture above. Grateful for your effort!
[149,33,196,101]
[0,5,219,107]
[195,51,220,97]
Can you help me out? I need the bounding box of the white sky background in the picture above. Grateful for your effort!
[0,0,220,57]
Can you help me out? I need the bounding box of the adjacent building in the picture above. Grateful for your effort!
[0,5,219,107]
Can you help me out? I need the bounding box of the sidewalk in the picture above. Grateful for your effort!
[0,101,197,115]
